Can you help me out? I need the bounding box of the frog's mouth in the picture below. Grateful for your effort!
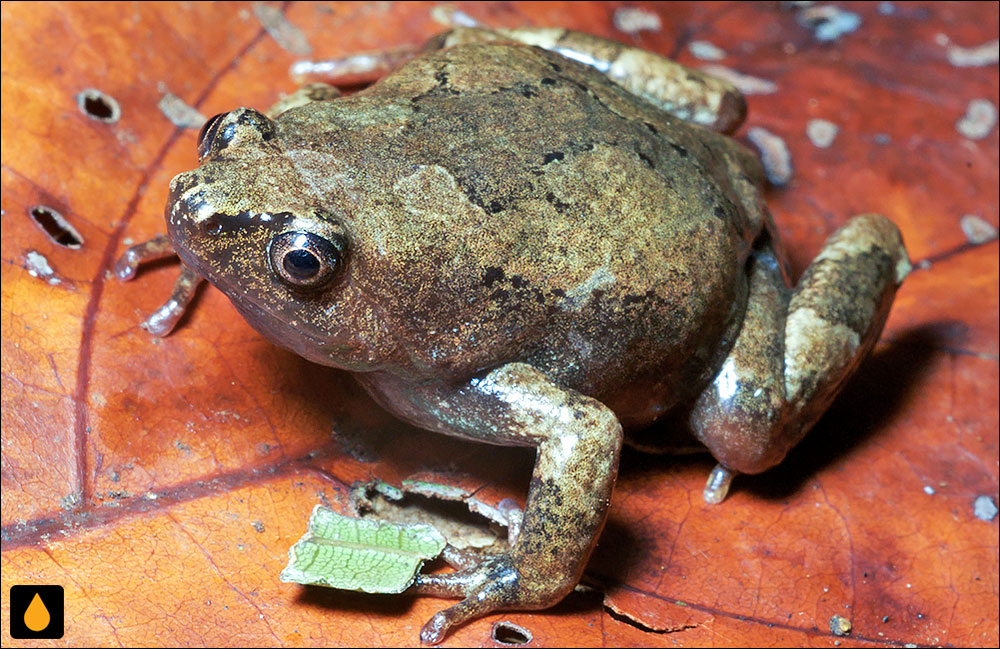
[219,280,384,373]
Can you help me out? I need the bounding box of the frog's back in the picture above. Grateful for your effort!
[279,42,767,425]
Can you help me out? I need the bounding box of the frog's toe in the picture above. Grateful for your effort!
[497,498,523,544]
[439,545,486,570]
[414,555,523,644]
[114,233,175,281]
[702,463,737,504]
[139,265,204,336]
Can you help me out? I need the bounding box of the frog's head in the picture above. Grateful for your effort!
[165,108,396,372]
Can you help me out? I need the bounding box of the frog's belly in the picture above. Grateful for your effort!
[526,261,749,431]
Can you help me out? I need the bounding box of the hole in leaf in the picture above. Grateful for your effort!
[491,621,532,645]
[76,88,121,123]
[29,205,83,249]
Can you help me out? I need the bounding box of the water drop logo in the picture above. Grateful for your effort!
[10,585,64,639]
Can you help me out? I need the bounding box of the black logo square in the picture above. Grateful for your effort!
[9,585,64,639]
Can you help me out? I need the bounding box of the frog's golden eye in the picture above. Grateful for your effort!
[268,231,345,290]
[197,112,227,159]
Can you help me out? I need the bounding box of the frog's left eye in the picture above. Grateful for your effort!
[268,231,346,290]
[197,112,227,159]
[197,108,277,160]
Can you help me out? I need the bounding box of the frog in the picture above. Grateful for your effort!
[116,26,910,644]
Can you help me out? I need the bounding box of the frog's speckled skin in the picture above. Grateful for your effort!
[119,27,909,644]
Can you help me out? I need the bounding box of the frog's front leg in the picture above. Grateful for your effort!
[114,234,204,336]
[429,26,746,133]
[691,214,910,503]
[358,363,623,644]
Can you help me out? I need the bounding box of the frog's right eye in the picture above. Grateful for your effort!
[197,112,227,159]
[268,231,346,290]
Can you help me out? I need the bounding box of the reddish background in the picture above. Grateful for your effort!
[2,2,997,647]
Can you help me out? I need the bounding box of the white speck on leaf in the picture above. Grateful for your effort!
[25,251,60,284]
[431,4,479,28]
[700,64,776,95]
[747,127,793,186]
[956,98,997,140]
[974,495,998,521]
[613,7,661,34]
[947,39,999,67]
[158,93,207,129]
[806,118,839,148]
[689,40,726,61]
[796,5,862,42]
[254,1,311,55]
[960,214,998,244]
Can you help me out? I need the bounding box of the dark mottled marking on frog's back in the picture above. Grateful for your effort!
[273,41,764,420]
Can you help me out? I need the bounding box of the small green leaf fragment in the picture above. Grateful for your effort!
[280,505,447,594]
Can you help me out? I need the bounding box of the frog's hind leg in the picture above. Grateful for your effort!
[430,26,746,133]
[267,83,341,118]
[289,48,419,88]
[691,214,910,503]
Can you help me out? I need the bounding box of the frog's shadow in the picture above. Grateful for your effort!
[743,323,947,501]
[621,322,949,502]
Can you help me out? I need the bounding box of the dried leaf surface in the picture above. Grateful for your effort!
[2,2,997,646]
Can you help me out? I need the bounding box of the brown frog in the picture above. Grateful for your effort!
[116,27,910,644]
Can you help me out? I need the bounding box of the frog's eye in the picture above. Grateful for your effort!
[197,108,277,160]
[268,231,346,290]
[197,112,227,159]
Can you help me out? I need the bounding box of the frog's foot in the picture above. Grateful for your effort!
[360,362,622,644]
[412,554,551,645]
[691,214,909,502]
[114,235,205,336]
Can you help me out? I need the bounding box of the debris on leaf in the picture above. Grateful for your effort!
[974,495,998,522]
[254,1,311,55]
[689,40,726,61]
[806,118,839,148]
[351,475,514,553]
[830,614,852,636]
[280,505,446,594]
[955,98,997,140]
[700,64,777,95]
[946,38,999,67]
[158,92,206,129]
[25,251,61,285]
[747,127,794,186]
[613,7,662,34]
[796,5,862,42]
[960,214,998,245]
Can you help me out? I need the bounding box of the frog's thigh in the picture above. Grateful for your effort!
[388,362,623,642]
[690,248,789,494]
[692,214,909,502]
[434,26,746,133]
[784,213,909,430]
